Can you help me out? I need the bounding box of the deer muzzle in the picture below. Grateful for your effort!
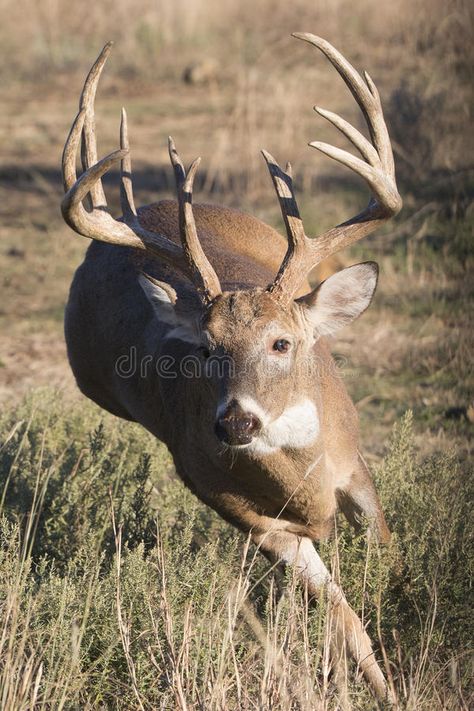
[215,399,262,446]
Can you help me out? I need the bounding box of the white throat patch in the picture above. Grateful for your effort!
[235,396,320,456]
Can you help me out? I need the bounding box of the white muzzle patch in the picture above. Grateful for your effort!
[230,396,320,455]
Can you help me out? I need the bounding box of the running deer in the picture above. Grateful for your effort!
[62,34,402,701]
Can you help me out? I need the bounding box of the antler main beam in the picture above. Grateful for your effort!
[61,43,221,304]
[265,33,402,303]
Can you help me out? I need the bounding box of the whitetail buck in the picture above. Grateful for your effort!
[62,34,402,702]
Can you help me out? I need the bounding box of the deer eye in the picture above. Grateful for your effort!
[198,346,211,359]
[272,339,291,354]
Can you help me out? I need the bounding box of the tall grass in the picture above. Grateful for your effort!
[0,392,471,709]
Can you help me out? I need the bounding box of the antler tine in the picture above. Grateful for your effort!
[168,135,186,188]
[119,107,137,220]
[61,45,186,270]
[293,33,394,176]
[265,34,402,302]
[79,41,112,207]
[261,150,308,299]
[62,107,86,193]
[314,107,381,168]
[168,137,222,304]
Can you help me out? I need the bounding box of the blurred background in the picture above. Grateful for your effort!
[0,1,472,707]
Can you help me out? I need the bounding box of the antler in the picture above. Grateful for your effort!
[61,43,221,305]
[168,138,222,302]
[264,34,402,303]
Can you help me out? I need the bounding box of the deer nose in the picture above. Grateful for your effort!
[215,400,262,445]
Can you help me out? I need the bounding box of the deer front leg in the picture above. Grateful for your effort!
[252,529,390,703]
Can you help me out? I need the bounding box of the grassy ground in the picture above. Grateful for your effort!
[0,0,473,708]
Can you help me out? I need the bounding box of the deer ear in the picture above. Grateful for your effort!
[298,262,378,337]
[139,273,203,345]
[139,273,179,326]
